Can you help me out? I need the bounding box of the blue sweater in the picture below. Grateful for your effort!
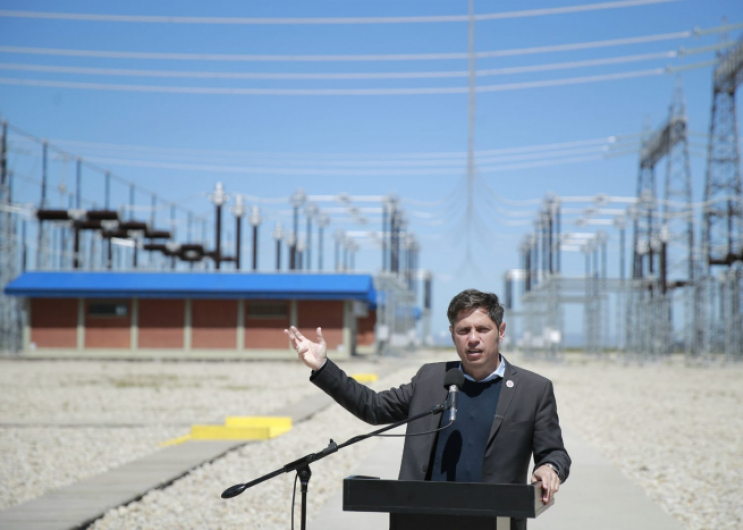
[429,377,502,483]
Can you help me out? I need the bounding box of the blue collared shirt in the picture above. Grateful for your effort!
[458,354,506,383]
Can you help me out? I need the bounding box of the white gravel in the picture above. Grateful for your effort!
[0,426,183,511]
[0,357,391,513]
[515,354,743,530]
[0,359,342,424]
[89,364,415,530]
[2,354,742,530]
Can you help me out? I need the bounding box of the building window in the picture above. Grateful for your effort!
[88,302,128,317]
[247,302,288,319]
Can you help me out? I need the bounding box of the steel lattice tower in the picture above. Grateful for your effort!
[703,37,743,269]
[630,83,696,359]
[701,36,743,360]
[633,123,658,282]
[662,81,695,355]
[0,120,22,353]
[629,123,659,358]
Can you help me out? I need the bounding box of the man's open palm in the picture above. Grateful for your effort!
[285,326,327,370]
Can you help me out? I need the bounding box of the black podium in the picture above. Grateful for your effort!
[343,476,553,530]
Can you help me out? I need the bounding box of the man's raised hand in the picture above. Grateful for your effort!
[284,326,327,370]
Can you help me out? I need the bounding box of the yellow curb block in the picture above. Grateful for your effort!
[159,416,293,446]
[193,416,292,440]
[225,416,292,430]
[351,373,378,383]
[190,425,276,440]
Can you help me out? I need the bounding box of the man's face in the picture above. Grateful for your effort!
[449,307,506,380]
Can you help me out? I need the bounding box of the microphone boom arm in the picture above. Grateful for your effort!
[221,401,446,499]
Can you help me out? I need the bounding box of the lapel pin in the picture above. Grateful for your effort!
[506,380,514,388]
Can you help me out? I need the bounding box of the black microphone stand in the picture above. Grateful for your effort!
[221,401,447,530]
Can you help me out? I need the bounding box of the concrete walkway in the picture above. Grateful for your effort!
[310,429,684,530]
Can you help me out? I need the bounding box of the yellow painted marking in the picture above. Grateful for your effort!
[163,417,293,444]
[191,416,293,440]
[191,425,278,440]
[225,416,292,430]
[159,434,192,447]
[351,373,378,383]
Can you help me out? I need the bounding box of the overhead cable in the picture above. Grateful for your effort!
[0,67,674,96]
[5,121,205,219]
[36,133,639,162]
[46,143,637,176]
[0,51,678,81]
[0,30,710,63]
[0,1,682,25]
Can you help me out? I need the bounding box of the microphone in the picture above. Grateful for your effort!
[443,369,465,423]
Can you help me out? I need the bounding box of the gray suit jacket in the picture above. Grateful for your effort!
[311,356,571,485]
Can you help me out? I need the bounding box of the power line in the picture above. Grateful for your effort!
[0,51,680,81]
[54,145,638,177]
[5,122,207,220]
[0,31,707,63]
[75,143,631,170]
[0,1,682,26]
[0,66,678,96]
[24,133,639,162]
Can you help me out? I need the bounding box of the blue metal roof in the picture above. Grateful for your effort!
[4,271,377,304]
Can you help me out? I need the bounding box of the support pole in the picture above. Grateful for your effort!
[75,158,82,210]
[274,222,283,271]
[129,184,135,221]
[247,206,261,271]
[317,213,328,271]
[215,204,222,270]
[105,171,110,210]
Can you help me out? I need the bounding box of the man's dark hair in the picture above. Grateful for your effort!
[447,289,504,327]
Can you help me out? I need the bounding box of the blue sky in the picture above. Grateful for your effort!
[2,0,742,342]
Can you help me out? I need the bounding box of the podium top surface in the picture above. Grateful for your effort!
[343,476,553,519]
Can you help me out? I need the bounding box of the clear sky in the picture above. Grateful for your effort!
[2,0,742,343]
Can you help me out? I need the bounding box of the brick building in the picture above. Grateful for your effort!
[4,271,377,359]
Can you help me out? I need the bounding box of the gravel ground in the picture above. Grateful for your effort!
[0,426,184,511]
[90,364,415,530]
[0,359,353,424]
[2,354,741,530]
[0,357,390,513]
[515,354,743,530]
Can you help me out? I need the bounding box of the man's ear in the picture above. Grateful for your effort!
[499,322,507,341]
[449,326,455,344]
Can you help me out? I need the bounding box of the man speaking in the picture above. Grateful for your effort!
[285,289,570,528]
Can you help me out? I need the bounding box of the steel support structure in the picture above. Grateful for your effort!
[701,36,743,361]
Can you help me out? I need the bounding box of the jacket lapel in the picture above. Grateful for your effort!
[487,358,518,445]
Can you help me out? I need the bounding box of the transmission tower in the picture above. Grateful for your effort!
[661,80,695,355]
[633,121,658,283]
[701,35,743,360]
[0,120,22,353]
[629,83,696,359]
[629,121,660,359]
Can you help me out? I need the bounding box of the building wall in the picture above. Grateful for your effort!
[297,300,344,349]
[244,300,291,349]
[26,296,364,355]
[30,298,77,348]
[191,299,237,349]
[356,309,376,346]
[138,299,184,349]
[85,300,131,349]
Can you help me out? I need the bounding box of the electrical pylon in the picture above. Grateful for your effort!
[0,120,22,353]
[662,80,695,356]
[701,35,743,360]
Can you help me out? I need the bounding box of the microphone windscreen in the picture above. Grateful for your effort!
[443,369,465,390]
